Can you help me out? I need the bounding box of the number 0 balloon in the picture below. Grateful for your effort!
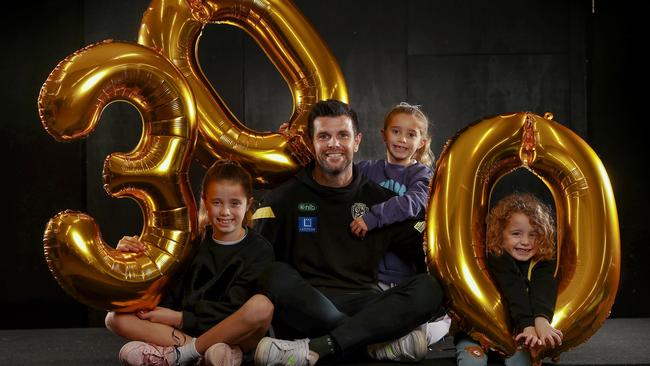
[426,112,620,363]
[138,0,348,185]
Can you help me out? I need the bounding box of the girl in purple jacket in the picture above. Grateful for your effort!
[352,102,450,345]
[350,102,434,241]
[351,103,434,286]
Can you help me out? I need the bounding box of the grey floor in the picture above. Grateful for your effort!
[1,319,649,365]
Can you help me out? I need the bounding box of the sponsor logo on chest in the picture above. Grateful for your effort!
[298,202,317,212]
[297,203,317,232]
[351,202,369,219]
[298,216,317,233]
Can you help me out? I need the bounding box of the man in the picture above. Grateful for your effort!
[252,100,444,366]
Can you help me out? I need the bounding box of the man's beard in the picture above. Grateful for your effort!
[317,155,351,176]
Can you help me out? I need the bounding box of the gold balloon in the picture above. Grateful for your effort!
[426,112,620,362]
[38,41,199,311]
[138,0,349,185]
[38,0,345,311]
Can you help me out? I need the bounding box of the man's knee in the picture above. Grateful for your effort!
[409,274,443,302]
[402,273,445,320]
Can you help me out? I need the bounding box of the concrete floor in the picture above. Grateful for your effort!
[1,319,649,365]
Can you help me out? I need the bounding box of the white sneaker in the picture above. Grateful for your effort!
[254,337,317,366]
[367,329,428,362]
[422,314,452,345]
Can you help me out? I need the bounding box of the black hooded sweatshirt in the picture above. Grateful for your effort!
[254,164,426,292]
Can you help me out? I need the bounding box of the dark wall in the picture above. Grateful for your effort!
[586,1,649,317]
[1,0,647,328]
[0,2,88,328]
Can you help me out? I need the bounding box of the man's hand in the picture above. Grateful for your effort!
[137,306,182,328]
[350,217,369,238]
[515,326,541,348]
[534,317,563,348]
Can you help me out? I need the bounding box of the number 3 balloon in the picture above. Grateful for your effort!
[426,112,620,363]
[38,0,348,311]
[39,41,199,311]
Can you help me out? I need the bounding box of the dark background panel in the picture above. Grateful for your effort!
[407,0,569,55]
[568,0,588,137]
[243,37,293,132]
[83,0,150,43]
[199,26,246,122]
[586,1,649,318]
[296,0,408,161]
[1,1,88,327]
[407,54,571,157]
[490,169,555,210]
[0,0,647,328]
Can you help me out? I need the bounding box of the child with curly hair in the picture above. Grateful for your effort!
[456,193,563,366]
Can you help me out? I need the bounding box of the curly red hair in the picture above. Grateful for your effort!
[486,193,555,261]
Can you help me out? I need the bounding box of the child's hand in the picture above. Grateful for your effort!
[515,326,542,348]
[116,235,145,253]
[534,317,563,348]
[137,306,182,328]
[278,122,290,135]
[350,217,369,238]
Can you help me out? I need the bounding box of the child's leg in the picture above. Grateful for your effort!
[455,336,487,366]
[504,347,532,366]
[105,312,191,346]
[107,294,273,353]
[196,294,274,353]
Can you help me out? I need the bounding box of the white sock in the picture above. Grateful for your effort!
[177,337,201,365]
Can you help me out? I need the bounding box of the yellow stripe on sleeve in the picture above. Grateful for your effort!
[252,206,275,220]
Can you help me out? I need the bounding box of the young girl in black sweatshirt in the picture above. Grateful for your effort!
[106,160,274,366]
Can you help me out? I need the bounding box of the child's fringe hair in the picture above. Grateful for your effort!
[486,193,556,261]
[383,102,435,168]
[198,160,254,238]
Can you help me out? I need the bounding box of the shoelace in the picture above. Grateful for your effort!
[268,339,309,366]
[141,345,177,366]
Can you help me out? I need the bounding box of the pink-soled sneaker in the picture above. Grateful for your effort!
[119,341,179,366]
[203,343,243,366]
